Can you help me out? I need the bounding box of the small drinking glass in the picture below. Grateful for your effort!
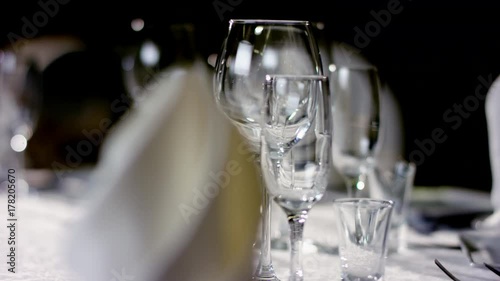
[333,198,393,281]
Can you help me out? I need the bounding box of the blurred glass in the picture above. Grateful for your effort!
[330,65,381,198]
[116,22,199,104]
[0,49,42,192]
[368,160,416,253]
[1,35,128,194]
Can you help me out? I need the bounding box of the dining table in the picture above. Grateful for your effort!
[0,170,498,281]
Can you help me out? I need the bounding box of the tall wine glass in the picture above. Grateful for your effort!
[214,19,323,280]
[261,74,330,281]
[330,65,381,197]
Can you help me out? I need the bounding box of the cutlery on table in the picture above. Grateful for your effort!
[434,259,461,281]
[484,262,500,277]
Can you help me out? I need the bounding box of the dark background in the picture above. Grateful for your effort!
[1,0,500,191]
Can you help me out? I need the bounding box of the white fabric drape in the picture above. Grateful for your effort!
[65,60,260,281]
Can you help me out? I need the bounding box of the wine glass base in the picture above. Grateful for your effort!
[251,276,281,281]
[252,264,280,281]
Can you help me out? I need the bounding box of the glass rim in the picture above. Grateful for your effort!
[331,64,379,72]
[333,198,394,208]
[265,74,328,83]
[229,19,311,25]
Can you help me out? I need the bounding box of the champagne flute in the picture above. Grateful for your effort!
[330,65,381,197]
[214,19,323,280]
[260,74,331,281]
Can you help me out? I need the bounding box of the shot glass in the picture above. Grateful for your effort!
[368,160,416,253]
[333,198,394,281]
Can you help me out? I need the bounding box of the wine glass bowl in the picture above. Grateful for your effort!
[262,74,319,158]
[214,19,323,153]
[263,119,330,212]
[330,65,381,197]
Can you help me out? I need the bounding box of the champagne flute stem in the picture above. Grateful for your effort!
[260,185,273,270]
[287,211,308,281]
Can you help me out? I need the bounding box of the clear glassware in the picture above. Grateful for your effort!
[117,22,198,104]
[0,50,42,144]
[0,49,42,193]
[260,75,331,281]
[214,20,323,280]
[330,65,381,198]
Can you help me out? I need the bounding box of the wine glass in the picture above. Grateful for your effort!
[214,19,323,280]
[0,49,42,192]
[118,22,198,104]
[260,74,331,281]
[330,65,381,198]
[0,50,42,142]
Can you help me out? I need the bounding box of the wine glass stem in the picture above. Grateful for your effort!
[345,173,366,198]
[287,211,308,281]
[253,157,278,280]
[260,187,273,270]
[345,176,358,198]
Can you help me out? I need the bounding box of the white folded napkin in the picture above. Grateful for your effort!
[65,59,261,281]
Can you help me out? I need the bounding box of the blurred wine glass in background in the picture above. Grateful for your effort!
[0,35,129,195]
[116,20,198,104]
[0,49,42,192]
[330,65,381,198]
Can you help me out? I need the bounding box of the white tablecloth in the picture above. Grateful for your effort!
[270,196,497,281]
[0,191,83,281]
[0,189,497,281]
